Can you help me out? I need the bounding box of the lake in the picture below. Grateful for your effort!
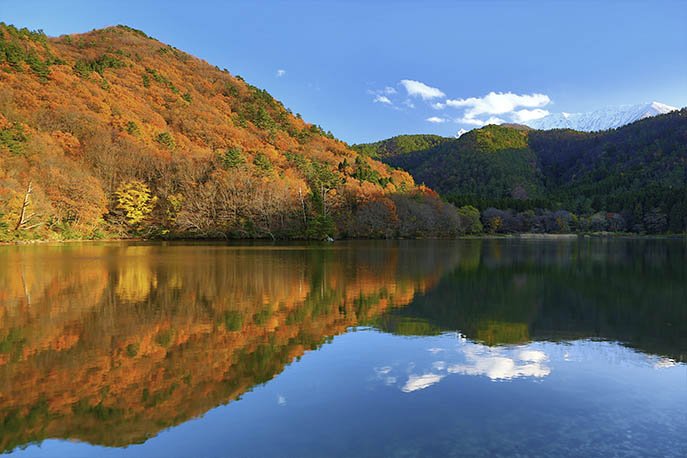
[0,239,685,457]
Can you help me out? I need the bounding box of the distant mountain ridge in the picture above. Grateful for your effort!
[525,101,677,131]
[357,109,687,233]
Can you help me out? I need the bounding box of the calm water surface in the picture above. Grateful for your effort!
[0,239,685,457]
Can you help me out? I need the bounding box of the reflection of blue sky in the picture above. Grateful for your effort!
[12,330,686,458]
[375,333,679,393]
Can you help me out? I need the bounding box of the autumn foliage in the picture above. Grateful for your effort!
[0,23,459,240]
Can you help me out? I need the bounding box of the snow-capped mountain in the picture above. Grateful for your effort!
[525,101,677,132]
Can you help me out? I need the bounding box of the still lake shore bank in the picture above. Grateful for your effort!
[2,232,686,246]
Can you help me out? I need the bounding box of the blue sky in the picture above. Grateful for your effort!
[2,0,686,143]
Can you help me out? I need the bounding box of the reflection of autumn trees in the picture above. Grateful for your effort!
[0,242,460,451]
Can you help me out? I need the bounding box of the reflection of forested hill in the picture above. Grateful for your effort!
[0,242,460,452]
[372,239,687,361]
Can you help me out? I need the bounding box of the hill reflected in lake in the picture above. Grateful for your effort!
[0,239,685,454]
[372,238,687,361]
[0,241,454,451]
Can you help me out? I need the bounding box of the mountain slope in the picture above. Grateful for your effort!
[352,134,451,158]
[525,102,677,131]
[377,126,546,201]
[359,110,687,232]
[0,23,458,240]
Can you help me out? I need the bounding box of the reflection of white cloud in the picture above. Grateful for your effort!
[519,350,547,362]
[448,347,550,380]
[375,366,392,375]
[378,341,551,394]
[277,395,287,406]
[276,69,286,77]
[402,373,445,392]
[373,366,398,386]
[654,358,676,369]
[432,361,446,371]
[376,338,682,397]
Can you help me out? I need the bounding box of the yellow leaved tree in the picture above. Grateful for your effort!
[114,180,158,228]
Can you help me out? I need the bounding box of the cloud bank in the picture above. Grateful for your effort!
[367,81,552,133]
[447,91,551,126]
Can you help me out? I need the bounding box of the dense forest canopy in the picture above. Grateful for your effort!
[352,134,451,159]
[0,23,460,241]
[358,112,687,234]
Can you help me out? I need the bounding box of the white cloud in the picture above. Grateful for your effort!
[403,99,415,109]
[456,128,469,138]
[276,69,286,77]
[512,108,550,123]
[426,116,447,123]
[456,116,486,126]
[447,91,551,126]
[431,102,446,110]
[368,86,398,96]
[402,373,445,392]
[400,79,445,100]
[374,95,392,104]
[446,91,550,116]
[484,116,506,125]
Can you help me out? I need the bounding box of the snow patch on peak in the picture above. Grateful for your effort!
[525,102,677,132]
[649,101,675,112]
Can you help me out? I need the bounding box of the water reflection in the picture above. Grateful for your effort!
[373,238,687,361]
[0,241,455,452]
[0,238,685,455]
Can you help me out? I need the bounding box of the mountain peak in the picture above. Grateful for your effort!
[648,101,676,113]
[526,101,677,132]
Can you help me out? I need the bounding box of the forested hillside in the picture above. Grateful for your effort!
[359,112,687,234]
[352,134,450,158]
[0,24,459,241]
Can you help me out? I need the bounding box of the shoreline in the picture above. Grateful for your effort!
[2,232,685,246]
